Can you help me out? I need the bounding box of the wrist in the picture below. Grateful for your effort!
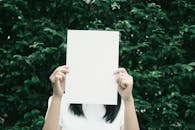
[52,94,63,101]
[123,95,134,105]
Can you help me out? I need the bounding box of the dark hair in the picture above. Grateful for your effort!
[69,93,121,123]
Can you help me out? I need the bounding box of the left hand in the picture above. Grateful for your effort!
[114,68,134,102]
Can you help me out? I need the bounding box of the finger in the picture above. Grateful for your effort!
[120,79,130,88]
[55,73,66,92]
[55,66,69,73]
[56,72,66,82]
[116,73,126,82]
[117,73,133,86]
[116,76,126,89]
[117,83,126,91]
[128,75,133,83]
[54,65,68,71]
[61,65,69,70]
[117,72,133,82]
[114,71,125,81]
[56,77,61,88]
[50,71,65,83]
[119,72,126,77]
[56,71,66,78]
[115,74,121,85]
[52,67,69,77]
[114,68,127,75]
[50,74,62,85]
[53,75,64,89]
[62,65,69,68]
[115,71,123,79]
[118,84,126,90]
[58,65,69,69]
[50,66,67,82]
[55,74,63,81]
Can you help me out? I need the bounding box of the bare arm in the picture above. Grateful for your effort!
[121,96,140,130]
[43,96,62,130]
[114,68,140,130]
[42,65,69,130]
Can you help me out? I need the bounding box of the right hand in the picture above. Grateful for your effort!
[49,65,69,98]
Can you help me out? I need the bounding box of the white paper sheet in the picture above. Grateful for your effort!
[65,30,119,105]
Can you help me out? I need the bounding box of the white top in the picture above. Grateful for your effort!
[46,94,124,130]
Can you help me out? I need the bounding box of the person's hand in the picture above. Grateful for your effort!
[114,68,134,102]
[49,65,69,98]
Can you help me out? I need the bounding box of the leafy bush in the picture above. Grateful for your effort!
[0,0,194,129]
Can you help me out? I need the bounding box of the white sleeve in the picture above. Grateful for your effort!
[45,96,52,119]
[119,100,124,127]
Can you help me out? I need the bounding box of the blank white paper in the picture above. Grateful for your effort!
[65,30,119,105]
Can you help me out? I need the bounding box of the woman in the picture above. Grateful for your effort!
[43,65,140,130]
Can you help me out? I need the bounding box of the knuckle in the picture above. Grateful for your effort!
[55,69,60,73]
[121,67,125,70]
[120,68,126,71]
[129,75,133,80]
[55,67,62,72]
[55,75,60,79]
[49,77,54,83]
[49,76,52,81]
[55,71,59,75]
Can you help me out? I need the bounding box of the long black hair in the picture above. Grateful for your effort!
[69,93,121,123]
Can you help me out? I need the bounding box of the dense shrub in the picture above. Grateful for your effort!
[0,0,194,129]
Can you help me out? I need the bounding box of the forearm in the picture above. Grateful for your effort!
[43,96,62,130]
[123,96,140,130]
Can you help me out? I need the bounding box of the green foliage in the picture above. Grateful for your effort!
[0,0,194,129]
[8,109,44,130]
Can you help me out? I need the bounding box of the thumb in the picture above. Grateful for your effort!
[54,76,63,92]
[56,78,61,88]
[60,78,65,93]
